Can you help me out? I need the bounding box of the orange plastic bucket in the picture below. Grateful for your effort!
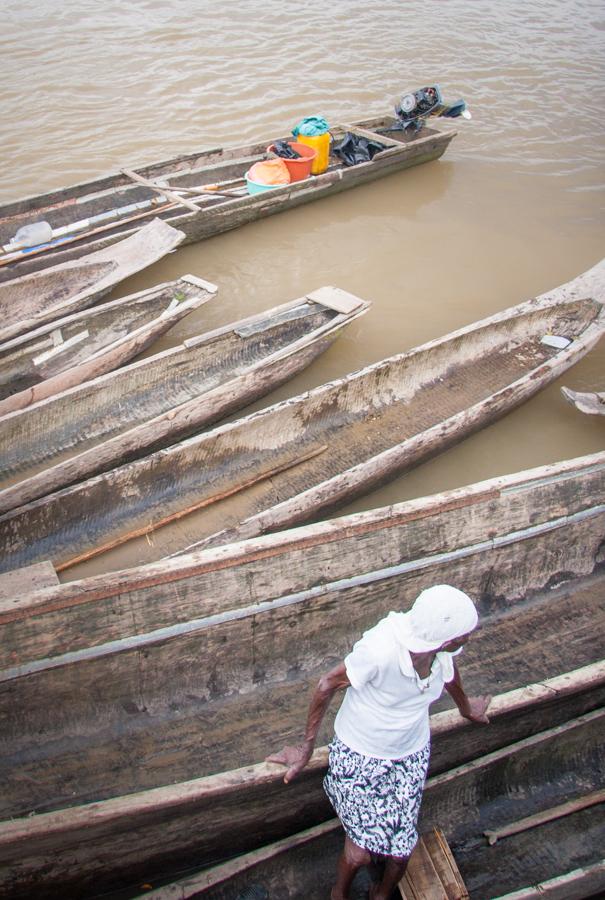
[267,141,316,182]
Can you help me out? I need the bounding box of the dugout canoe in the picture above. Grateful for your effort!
[0,116,455,282]
[0,286,369,513]
[1,259,603,576]
[143,708,604,900]
[0,218,184,341]
[561,385,605,416]
[0,274,214,416]
[0,453,603,896]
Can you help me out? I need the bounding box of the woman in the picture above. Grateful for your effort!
[267,584,491,900]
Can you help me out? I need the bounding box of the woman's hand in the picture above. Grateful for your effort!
[459,694,491,724]
[266,741,314,783]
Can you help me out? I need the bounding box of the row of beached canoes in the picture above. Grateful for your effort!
[0,116,604,899]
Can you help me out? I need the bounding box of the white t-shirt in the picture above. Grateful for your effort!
[334,611,459,760]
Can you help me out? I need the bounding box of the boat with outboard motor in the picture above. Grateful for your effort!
[0,91,468,282]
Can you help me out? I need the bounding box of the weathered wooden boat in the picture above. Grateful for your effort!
[139,708,604,900]
[0,218,184,340]
[1,259,603,575]
[0,274,215,416]
[561,385,605,416]
[0,287,369,515]
[0,116,455,283]
[0,452,603,897]
[138,825,468,899]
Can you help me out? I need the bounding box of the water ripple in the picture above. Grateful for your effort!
[1,0,604,200]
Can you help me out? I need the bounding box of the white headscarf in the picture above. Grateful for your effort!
[392,584,478,653]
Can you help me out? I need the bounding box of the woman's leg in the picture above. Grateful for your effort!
[331,834,372,900]
[369,853,410,900]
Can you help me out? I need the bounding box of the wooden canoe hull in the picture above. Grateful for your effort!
[0,453,604,896]
[0,274,215,416]
[0,118,454,282]
[0,219,185,340]
[561,386,605,415]
[0,670,602,900]
[1,261,603,575]
[143,710,605,900]
[0,287,369,513]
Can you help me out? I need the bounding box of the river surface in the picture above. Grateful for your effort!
[2,0,604,579]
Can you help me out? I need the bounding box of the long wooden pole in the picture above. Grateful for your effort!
[57,444,328,572]
[121,169,202,213]
[484,788,605,845]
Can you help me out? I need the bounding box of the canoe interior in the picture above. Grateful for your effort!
[0,293,599,575]
[0,279,203,398]
[0,118,451,281]
[0,296,352,492]
[159,711,605,900]
[1,536,603,821]
[0,261,114,328]
[423,710,605,898]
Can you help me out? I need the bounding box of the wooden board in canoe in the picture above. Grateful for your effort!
[0,218,184,341]
[561,385,605,415]
[0,453,603,896]
[0,117,455,282]
[1,259,603,576]
[0,274,215,416]
[134,709,604,900]
[0,287,369,513]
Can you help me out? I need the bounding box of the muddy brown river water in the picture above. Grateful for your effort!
[2,0,604,578]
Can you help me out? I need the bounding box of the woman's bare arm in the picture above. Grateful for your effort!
[445,661,491,723]
[266,662,351,783]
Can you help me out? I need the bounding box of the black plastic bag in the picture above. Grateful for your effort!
[271,140,301,159]
[332,132,387,167]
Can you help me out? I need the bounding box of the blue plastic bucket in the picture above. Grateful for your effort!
[244,171,285,195]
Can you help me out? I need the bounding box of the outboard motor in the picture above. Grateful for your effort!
[393,85,471,132]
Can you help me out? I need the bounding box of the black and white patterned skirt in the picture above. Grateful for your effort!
[323,736,430,857]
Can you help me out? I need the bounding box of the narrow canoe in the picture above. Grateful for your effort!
[0,286,369,513]
[0,218,184,340]
[0,453,603,896]
[561,386,605,415]
[142,708,604,900]
[0,117,455,282]
[0,274,215,416]
[1,260,603,575]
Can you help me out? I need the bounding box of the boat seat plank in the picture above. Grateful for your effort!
[337,123,405,147]
[306,286,366,314]
[399,829,469,899]
[0,560,58,600]
[422,829,470,899]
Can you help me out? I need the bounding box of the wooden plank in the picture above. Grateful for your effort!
[338,123,404,147]
[399,829,468,900]
[0,561,58,600]
[399,837,449,899]
[121,168,201,213]
[306,285,365,314]
[423,829,469,899]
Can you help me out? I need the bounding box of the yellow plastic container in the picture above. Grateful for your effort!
[295,131,330,175]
